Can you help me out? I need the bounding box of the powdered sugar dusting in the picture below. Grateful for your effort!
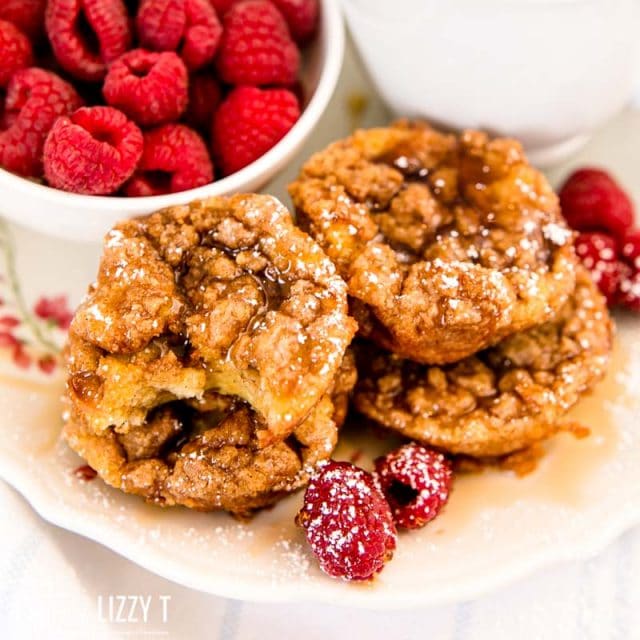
[298,461,396,581]
[375,442,452,529]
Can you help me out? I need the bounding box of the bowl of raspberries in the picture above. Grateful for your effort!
[0,0,344,241]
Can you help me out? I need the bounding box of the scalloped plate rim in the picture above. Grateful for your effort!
[1,449,639,610]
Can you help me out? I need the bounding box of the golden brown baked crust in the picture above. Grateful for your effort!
[64,350,357,515]
[352,268,612,457]
[66,194,357,446]
[289,121,578,364]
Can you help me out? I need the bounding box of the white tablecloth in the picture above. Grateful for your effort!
[1,479,639,640]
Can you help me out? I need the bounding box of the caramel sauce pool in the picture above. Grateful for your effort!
[434,337,627,535]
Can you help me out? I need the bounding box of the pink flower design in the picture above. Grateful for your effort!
[0,315,19,328]
[34,295,73,330]
[37,355,57,374]
[0,295,67,374]
[12,343,31,369]
[0,332,18,348]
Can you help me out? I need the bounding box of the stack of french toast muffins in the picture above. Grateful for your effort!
[62,121,613,577]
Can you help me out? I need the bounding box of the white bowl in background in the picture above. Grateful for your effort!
[0,0,344,243]
[342,0,640,167]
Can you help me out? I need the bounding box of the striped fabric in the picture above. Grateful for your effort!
[1,480,639,640]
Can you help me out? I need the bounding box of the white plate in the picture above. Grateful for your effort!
[0,44,639,609]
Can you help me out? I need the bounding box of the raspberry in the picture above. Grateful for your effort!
[0,0,46,41]
[374,443,452,530]
[574,232,627,305]
[559,168,634,240]
[271,0,318,43]
[217,0,300,86]
[43,106,143,195]
[212,86,300,175]
[621,229,640,271]
[592,260,630,306]
[45,0,132,82]
[210,0,318,42]
[124,123,213,196]
[0,68,82,177]
[209,0,236,15]
[182,0,223,70]
[137,0,222,71]
[136,0,185,55]
[618,270,640,312]
[0,21,33,89]
[575,232,618,270]
[296,460,397,581]
[103,49,188,127]
[185,72,221,130]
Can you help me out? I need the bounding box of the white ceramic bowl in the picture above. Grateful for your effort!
[342,0,640,167]
[0,0,344,243]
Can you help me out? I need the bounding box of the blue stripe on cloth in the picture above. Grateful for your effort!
[0,532,40,625]
[575,555,599,640]
[613,531,634,639]
[220,599,243,640]
[452,600,473,640]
